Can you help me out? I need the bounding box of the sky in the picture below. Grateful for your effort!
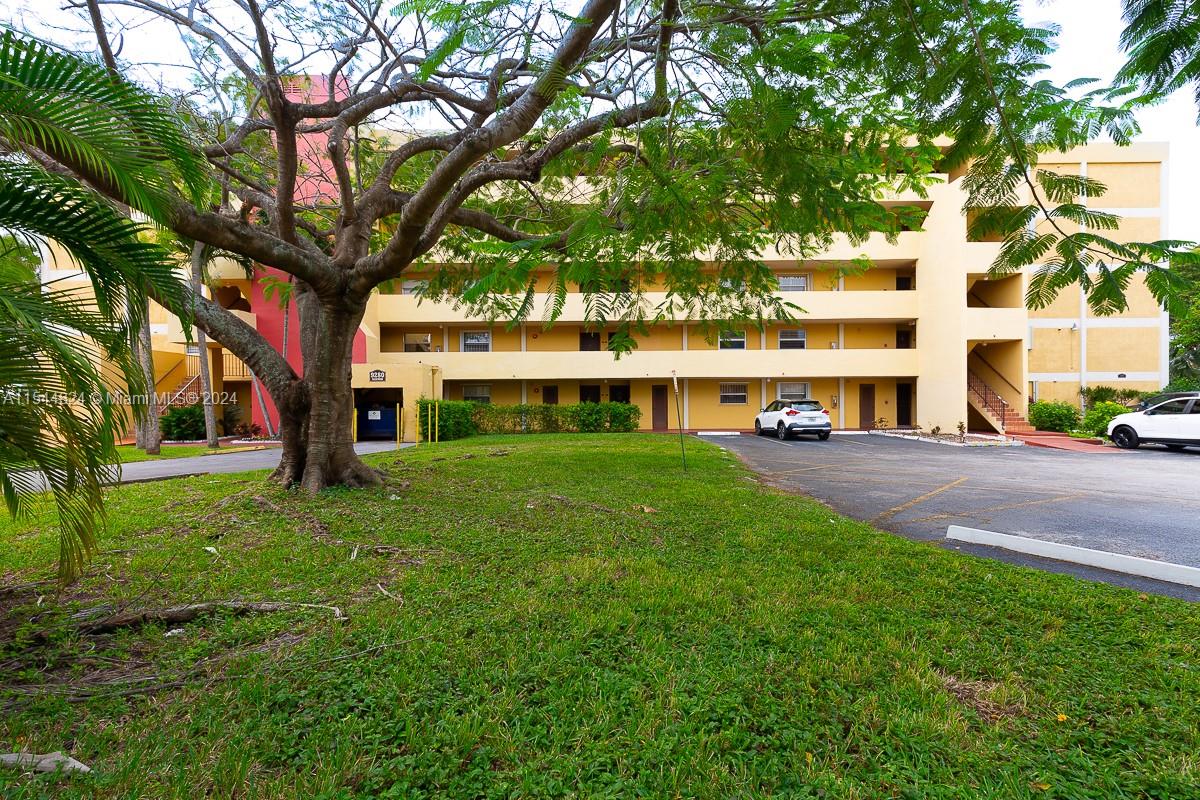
[1019,0,1198,242]
[4,0,1197,242]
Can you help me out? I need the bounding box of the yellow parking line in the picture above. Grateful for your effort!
[872,477,968,524]
[903,494,1085,524]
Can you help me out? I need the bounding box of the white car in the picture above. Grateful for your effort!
[755,399,832,440]
[1107,394,1200,451]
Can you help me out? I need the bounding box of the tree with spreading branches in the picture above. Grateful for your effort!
[34,0,1196,491]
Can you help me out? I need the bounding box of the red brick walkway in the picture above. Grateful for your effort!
[1012,431,1126,453]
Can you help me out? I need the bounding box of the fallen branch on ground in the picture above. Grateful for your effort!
[77,601,346,634]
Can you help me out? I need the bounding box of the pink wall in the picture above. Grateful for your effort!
[246,75,367,433]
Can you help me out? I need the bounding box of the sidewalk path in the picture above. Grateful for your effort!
[25,442,410,489]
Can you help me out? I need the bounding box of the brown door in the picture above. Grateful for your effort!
[652,385,669,431]
[858,384,876,429]
[896,382,912,427]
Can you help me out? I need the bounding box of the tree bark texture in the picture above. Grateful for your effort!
[191,242,220,448]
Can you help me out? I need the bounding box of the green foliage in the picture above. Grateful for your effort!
[160,404,208,441]
[220,403,243,436]
[1028,401,1081,433]
[1118,0,1200,120]
[1083,401,1131,437]
[0,32,204,582]
[473,403,641,435]
[1080,385,1142,407]
[416,399,478,441]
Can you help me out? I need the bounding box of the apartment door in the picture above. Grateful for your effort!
[652,385,669,431]
[580,384,601,403]
[896,382,913,427]
[858,384,876,429]
[579,331,601,351]
[896,328,913,349]
[542,385,558,405]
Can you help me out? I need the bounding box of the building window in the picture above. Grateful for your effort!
[401,280,427,295]
[580,384,601,403]
[404,333,431,353]
[462,331,491,352]
[778,329,806,350]
[778,274,810,292]
[462,384,491,403]
[719,330,746,350]
[719,382,748,405]
[777,382,811,402]
[579,331,601,351]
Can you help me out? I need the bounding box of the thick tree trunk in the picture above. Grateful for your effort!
[267,290,380,491]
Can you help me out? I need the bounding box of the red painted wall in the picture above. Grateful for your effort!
[245,76,367,433]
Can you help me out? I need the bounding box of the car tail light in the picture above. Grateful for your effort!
[785,409,799,416]
[822,408,829,415]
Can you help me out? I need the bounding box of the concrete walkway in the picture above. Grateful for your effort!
[24,441,410,489]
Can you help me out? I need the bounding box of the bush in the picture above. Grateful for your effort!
[442,402,643,437]
[1027,400,1080,433]
[1083,401,1129,437]
[220,403,243,436]
[1080,385,1141,407]
[160,403,207,441]
[416,398,478,441]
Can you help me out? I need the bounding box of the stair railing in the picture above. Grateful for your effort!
[967,371,1011,428]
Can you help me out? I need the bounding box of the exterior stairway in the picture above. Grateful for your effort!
[158,374,202,415]
[967,371,1034,434]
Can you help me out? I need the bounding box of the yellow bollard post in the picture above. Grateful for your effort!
[435,401,440,444]
[426,402,431,444]
[352,406,358,443]
[396,403,402,445]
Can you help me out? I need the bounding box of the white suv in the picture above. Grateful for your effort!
[755,399,832,440]
[1107,394,1200,451]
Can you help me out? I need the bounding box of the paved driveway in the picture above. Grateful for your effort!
[705,433,1200,600]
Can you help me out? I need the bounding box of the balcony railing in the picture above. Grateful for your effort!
[369,348,919,381]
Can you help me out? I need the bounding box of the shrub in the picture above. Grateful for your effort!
[160,403,207,441]
[416,399,477,441]
[1080,385,1141,407]
[1027,401,1080,432]
[1083,401,1129,437]
[220,403,243,435]
[467,402,642,436]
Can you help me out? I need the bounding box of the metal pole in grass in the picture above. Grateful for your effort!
[671,370,687,472]
[435,401,440,443]
[397,402,402,445]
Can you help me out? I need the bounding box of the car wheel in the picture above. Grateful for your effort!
[754,420,762,435]
[1111,426,1140,449]
[776,422,788,440]
[817,432,830,441]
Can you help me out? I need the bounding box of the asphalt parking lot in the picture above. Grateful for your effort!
[705,432,1200,600]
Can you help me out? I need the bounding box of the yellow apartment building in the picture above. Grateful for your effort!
[40,142,1169,441]
[349,142,1168,439]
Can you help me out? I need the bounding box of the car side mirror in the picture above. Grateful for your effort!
[760,407,766,412]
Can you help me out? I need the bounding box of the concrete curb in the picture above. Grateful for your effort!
[947,525,1200,588]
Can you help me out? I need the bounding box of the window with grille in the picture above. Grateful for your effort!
[404,333,431,353]
[777,382,811,402]
[719,383,748,404]
[401,280,426,295]
[778,329,806,350]
[462,331,491,352]
[462,384,491,403]
[778,274,810,291]
[718,330,746,350]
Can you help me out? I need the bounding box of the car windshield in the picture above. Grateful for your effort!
[787,401,822,412]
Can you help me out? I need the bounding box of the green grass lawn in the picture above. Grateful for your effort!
[112,443,214,463]
[1,435,1197,798]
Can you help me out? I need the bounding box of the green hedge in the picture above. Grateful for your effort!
[416,400,642,440]
[1027,400,1080,433]
[416,399,477,441]
[474,402,641,434]
[1082,401,1129,437]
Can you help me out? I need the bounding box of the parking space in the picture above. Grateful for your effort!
[706,432,1200,600]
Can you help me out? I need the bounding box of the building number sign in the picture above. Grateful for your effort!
[369,369,386,382]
